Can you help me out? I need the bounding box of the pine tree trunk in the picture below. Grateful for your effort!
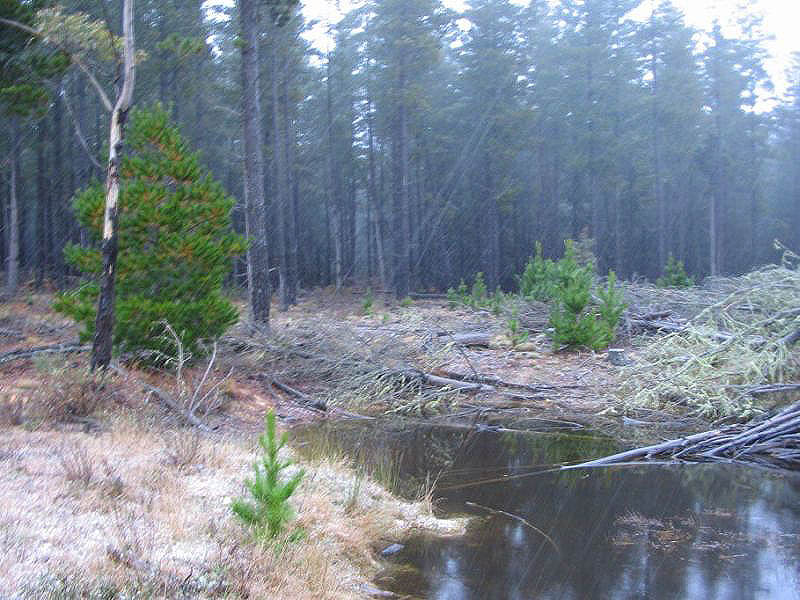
[393,56,410,299]
[283,73,298,305]
[91,0,136,371]
[272,40,289,310]
[36,119,48,289]
[52,90,65,286]
[325,55,343,290]
[6,119,20,297]
[366,95,386,289]
[239,0,271,326]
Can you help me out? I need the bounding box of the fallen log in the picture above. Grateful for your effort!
[437,332,492,347]
[269,378,328,412]
[433,368,588,392]
[565,400,800,470]
[0,343,89,365]
[780,328,800,347]
[409,292,449,300]
[421,372,495,393]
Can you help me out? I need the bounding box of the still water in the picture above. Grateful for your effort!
[294,421,800,600]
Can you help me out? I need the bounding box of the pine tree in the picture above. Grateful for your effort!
[55,105,246,358]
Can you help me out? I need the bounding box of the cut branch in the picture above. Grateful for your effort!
[0,343,89,365]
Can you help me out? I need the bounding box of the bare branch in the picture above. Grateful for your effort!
[0,16,114,112]
[61,87,104,170]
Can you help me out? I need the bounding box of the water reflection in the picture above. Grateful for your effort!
[294,422,800,600]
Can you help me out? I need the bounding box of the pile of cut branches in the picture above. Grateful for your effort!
[225,319,477,415]
[569,398,800,470]
[619,249,800,418]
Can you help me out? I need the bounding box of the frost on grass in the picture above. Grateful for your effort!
[0,415,462,599]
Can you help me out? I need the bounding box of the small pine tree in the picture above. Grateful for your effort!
[518,241,558,301]
[54,105,246,358]
[470,272,488,307]
[656,254,694,288]
[232,410,304,539]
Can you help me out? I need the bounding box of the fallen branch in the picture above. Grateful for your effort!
[269,377,327,412]
[565,400,800,470]
[109,363,211,430]
[441,332,492,347]
[465,501,560,554]
[0,343,89,365]
[433,368,589,392]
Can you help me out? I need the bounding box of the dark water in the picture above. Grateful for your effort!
[293,421,800,600]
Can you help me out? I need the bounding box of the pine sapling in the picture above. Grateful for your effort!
[232,410,304,539]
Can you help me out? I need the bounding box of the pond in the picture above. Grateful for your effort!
[293,421,800,600]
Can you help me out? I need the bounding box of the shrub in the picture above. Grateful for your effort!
[518,242,558,301]
[232,410,304,539]
[548,251,627,351]
[446,279,469,308]
[507,308,529,347]
[361,288,374,315]
[469,272,488,307]
[548,257,601,350]
[54,105,246,359]
[656,254,694,288]
[597,271,627,334]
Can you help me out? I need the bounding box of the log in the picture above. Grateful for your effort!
[0,343,89,365]
[565,400,800,470]
[437,332,491,347]
[270,378,328,411]
[421,373,495,393]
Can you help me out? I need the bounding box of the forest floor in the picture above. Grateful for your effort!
[1,273,798,597]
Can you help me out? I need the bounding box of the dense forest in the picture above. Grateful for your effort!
[2,0,799,306]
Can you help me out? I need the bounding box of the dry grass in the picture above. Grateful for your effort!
[0,394,463,599]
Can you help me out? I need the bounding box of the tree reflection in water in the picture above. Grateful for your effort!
[294,422,800,599]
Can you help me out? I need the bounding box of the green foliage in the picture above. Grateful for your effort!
[447,279,469,308]
[656,254,695,288]
[447,273,505,311]
[518,242,558,301]
[547,245,627,352]
[548,258,601,350]
[0,1,69,117]
[597,271,627,334]
[400,296,414,308]
[507,309,529,347]
[490,287,504,316]
[232,410,304,539]
[361,287,374,315]
[470,272,488,306]
[54,105,246,359]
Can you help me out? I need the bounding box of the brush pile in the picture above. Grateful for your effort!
[570,398,800,470]
[619,246,800,418]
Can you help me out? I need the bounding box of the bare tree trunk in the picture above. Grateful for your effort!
[52,89,65,287]
[283,71,298,305]
[366,93,386,289]
[709,192,718,277]
[393,55,410,299]
[271,39,289,310]
[326,54,342,290]
[6,120,20,297]
[91,0,136,371]
[35,118,48,289]
[239,0,271,326]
